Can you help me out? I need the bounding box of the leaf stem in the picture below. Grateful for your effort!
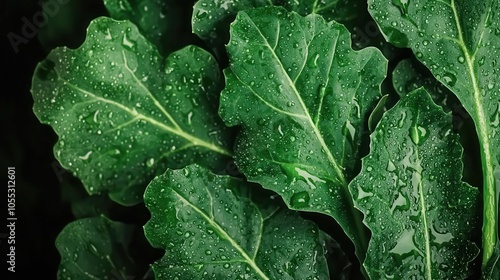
[450,0,497,267]
[343,182,370,268]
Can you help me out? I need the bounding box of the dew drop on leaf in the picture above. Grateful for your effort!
[441,72,457,86]
[387,160,396,172]
[391,0,409,15]
[410,124,428,146]
[146,158,155,167]
[389,228,419,256]
[290,191,310,208]
[430,224,454,246]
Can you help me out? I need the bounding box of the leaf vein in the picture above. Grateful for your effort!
[121,50,181,130]
[242,11,347,186]
[59,77,232,156]
[172,189,270,280]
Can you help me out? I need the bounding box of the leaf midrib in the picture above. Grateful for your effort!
[172,189,270,280]
[120,50,182,131]
[412,113,433,280]
[449,0,496,264]
[242,12,348,187]
[58,77,232,157]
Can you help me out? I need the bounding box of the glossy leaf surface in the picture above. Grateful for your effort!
[369,0,500,267]
[350,88,480,279]
[104,0,195,54]
[192,0,360,47]
[56,216,136,279]
[219,6,387,259]
[32,17,232,206]
[144,164,329,280]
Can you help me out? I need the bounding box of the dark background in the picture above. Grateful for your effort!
[1,0,106,278]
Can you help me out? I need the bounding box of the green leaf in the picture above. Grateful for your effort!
[368,94,388,132]
[392,58,484,188]
[349,88,480,279]
[143,164,330,280]
[219,6,387,262]
[31,17,232,206]
[483,245,500,279]
[393,58,458,113]
[104,0,195,54]
[56,215,137,280]
[192,0,360,47]
[369,0,500,267]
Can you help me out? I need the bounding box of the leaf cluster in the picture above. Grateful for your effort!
[30,0,499,279]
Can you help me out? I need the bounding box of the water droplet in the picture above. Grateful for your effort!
[390,191,409,213]
[257,118,267,126]
[430,224,453,245]
[308,53,320,68]
[277,124,284,136]
[342,119,356,143]
[122,33,136,50]
[146,158,155,167]
[410,124,429,146]
[104,28,112,40]
[290,191,310,208]
[107,148,121,157]
[356,185,373,200]
[294,167,325,190]
[387,161,396,172]
[457,56,465,63]
[85,50,94,58]
[195,9,208,19]
[84,111,98,125]
[478,56,486,66]
[442,72,457,86]
[491,102,500,127]
[398,111,407,128]
[259,50,265,60]
[389,228,420,255]
[391,0,410,15]
[366,166,373,172]
[194,264,204,271]
[78,151,92,160]
[89,243,98,254]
